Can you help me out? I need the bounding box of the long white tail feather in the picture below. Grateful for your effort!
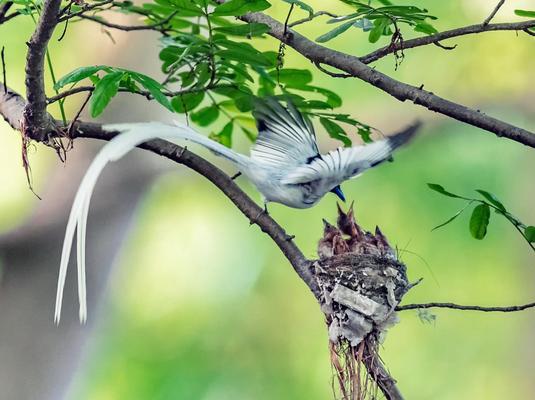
[55,122,249,323]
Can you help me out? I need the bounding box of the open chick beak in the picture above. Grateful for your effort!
[330,185,346,202]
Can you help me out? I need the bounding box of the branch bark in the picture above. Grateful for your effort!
[483,0,506,26]
[241,12,535,148]
[23,0,62,142]
[360,20,535,64]
[396,301,535,312]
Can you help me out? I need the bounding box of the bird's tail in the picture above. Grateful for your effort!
[363,121,421,168]
[104,122,251,168]
[54,122,250,323]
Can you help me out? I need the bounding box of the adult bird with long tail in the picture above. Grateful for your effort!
[54,97,419,323]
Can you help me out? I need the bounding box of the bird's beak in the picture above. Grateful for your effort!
[330,185,346,202]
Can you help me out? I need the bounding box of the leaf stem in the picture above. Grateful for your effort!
[45,49,67,124]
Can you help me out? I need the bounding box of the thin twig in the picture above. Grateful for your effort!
[360,19,535,64]
[1,46,6,95]
[67,91,91,139]
[289,10,339,28]
[57,0,113,22]
[314,62,352,78]
[76,11,177,33]
[47,83,217,104]
[396,301,535,312]
[483,0,506,26]
[0,1,13,21]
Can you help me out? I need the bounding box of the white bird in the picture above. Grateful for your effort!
[112,98,418,209]
[54,97,419,322]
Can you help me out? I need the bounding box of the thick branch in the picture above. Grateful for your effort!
[0,83,25,130]
[241,12,535,148]
[0,83,320,299]
[360,20,535,64]
[23,0,62,141]
[396,301,535,312]
[362,343,403,400]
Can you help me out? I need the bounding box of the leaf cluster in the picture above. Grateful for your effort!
[316,0,437,44]
[428,183,535,252]
[53,0,373,147]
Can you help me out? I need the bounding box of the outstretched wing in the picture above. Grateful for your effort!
[281,122,420,185]
[251,97,320,168]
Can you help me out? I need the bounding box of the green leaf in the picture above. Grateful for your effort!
[55,65,108,90]
[514,9,535,17]
[320,118,352,147]
[475,189,506,212]
[210,121,233,147]
[171,91,204,113]
[218,61,254,82]
[213,22,270,36]
[217,49,273,67]
[212,0,271,16]
[353,17,373,31]
[212,84,251,97]
[427,183,466,199]
[296,85,342,107]
[357,126,372,143]
[282,0,313,16]
[525,226,535,242]
[368,17,389,43]
[89,71,124,117]
[269,68,312,87]
[241,126,256,142]
[129,72,173,112]
[432,201,473,231]
[414,22,438,35]
[469,204,491,240]
[316,20,355,43]
[191,105,219,126]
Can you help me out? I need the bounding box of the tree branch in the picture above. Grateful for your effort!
[362,342,403,400]
[483,0,506,26]
[75,12,177,33]
[238,12,535,148]
[269,15,535,146]
[57,0,113,22]
[360,20,535,64]
[23,0,62,142]
[288,11,339,28]
[0,1,16,23]
[46,84,215,104]
[396,301,535,312]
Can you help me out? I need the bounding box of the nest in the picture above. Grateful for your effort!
[314,204,410,399]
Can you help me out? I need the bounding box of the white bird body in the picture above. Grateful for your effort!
[112,98,419,209]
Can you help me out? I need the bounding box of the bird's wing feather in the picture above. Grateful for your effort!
[281,122,420,185]
[251,98,319,168]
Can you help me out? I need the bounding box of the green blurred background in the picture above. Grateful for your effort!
[0,1,534,399]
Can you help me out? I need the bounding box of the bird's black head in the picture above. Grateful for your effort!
[330,185,345,202]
